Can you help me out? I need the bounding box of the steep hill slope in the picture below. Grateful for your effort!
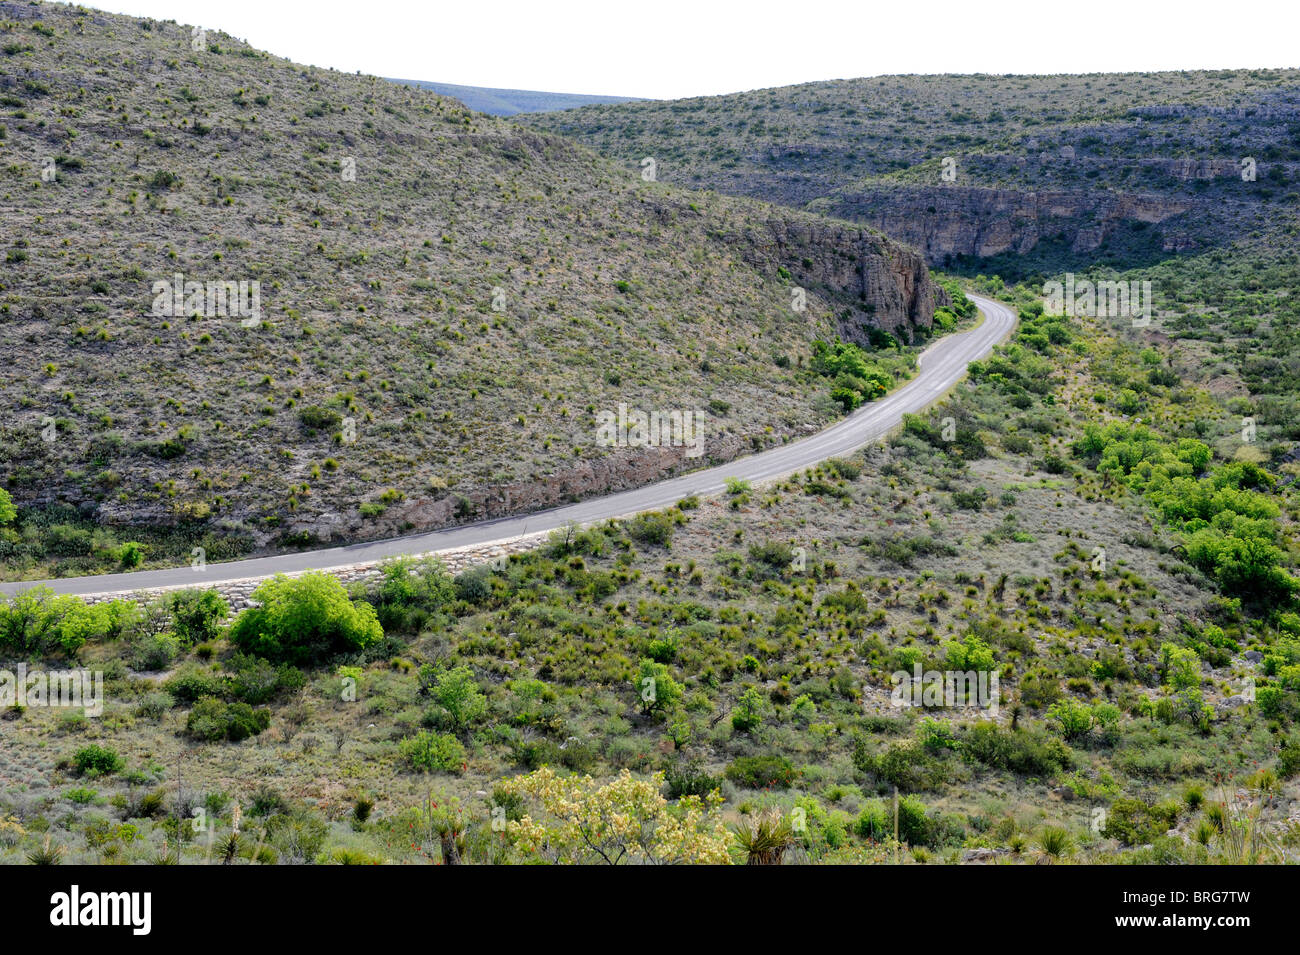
[0,2,943,572]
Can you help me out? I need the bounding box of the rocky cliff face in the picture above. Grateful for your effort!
[813,185,1193,265]
[719,210,945,343]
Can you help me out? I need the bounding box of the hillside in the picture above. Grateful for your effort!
[523,70,1300,270]
[385,78,643,116]
[0,2,945,577]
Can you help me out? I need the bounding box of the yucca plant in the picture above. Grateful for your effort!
[730,809,794,865]
[26,834,64,865]
[1035,826,1073,862]
[152,840,179,865]
[1210,791,1281,865]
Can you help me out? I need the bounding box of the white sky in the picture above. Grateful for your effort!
[82,0,1299,100]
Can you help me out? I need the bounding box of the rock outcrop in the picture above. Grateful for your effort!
[814,185,1192,265]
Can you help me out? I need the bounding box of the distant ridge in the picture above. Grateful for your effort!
[386,78,645,115]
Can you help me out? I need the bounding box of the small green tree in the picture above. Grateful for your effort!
[421,665,487,733]
[636,659,683,717]
[731,686,766,733]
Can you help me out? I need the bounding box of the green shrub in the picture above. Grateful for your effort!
[164,589,228,646]
[298,405,342,430]
[399,730,465,773]
[664,757,721,799]
[731,686,766,732]
[164,664,225,703]
[418,665,487,732]
[1101,796,1179,846]
[636,659,683,716]
[185,696,270,742]
[228,572,382,664]
[73,745,123,777]
[962,722,1073,776]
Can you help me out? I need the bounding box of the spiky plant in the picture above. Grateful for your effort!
[219,832,241,865]
[1035,826,1073,862]
[1210,790,1281,865]
[26,834,64,865]
[729,809,794,865]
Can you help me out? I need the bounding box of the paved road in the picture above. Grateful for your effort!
[1,294,1015,597]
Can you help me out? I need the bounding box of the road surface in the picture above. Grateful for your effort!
[1,294,1015,596]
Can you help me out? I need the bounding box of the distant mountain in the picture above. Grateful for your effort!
[523,70,1300,273]
[386,78,644,116]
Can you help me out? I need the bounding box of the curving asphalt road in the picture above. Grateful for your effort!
[1,294,1015,597]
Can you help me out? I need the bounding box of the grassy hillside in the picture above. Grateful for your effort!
[0,3,943,578]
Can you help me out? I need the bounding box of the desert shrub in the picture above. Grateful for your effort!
[1101,796,1180,846]
[228,572,382,664]
[1279,737,1300,779]
[725,755,795,789]
[854,801,891,840]
[417,665,487,732]
[298,405,342,430]
[731,686,766,732]
[163,589,228,646]
[748,540,794,570]
[0,588,113,657]
[962,722,1073,776]
[163,663,225,703]
[224,653,306,704]
[73,745,123,777]
[453,565,494,605]
[627,511,674,547]
[399,730,465,773]
[134,691,173,720]
[636,659,683,716]
[372,557,456,630]
[854,739,951,791]
[663,756,721,799]
[185,696,270,742]
[129,630,181,670]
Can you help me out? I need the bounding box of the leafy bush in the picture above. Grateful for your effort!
[1101,796,1180,846]
[73,745,123,777]
[399,730,465,773]
[730,685,766,732]
[636,659,683,717]
[627,511,674,547]
[228,572,382,664]
[185,696,270,742]
[224,653,306,704]
[962,722,1073,776]
[664,756,721,799]
[164,589,228,646]
[418,665,487,732]
[163,664,225,703]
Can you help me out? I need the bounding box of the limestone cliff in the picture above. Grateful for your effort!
[812,185,1193,265]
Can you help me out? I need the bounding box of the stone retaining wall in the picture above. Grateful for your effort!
[80,531,552,613]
